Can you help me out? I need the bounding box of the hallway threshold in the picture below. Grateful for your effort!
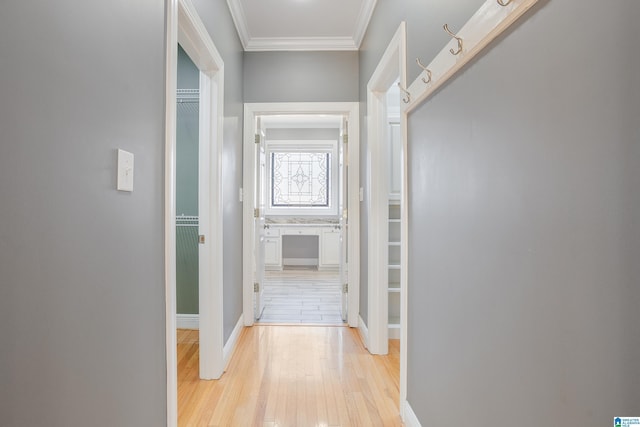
[258,268,345,325]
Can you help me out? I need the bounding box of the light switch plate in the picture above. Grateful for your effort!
[117,149,134,192]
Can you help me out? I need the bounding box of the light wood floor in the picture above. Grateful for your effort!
[178,326,402,426]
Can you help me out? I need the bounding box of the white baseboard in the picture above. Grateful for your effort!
[389,325,401,339]
[358,314,369,349]
[282,258,318,266]
[402,400,422,427]
[223,315,244,369]
[176,314,199,330]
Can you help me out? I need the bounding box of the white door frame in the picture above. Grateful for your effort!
[365,22,410,416]
[242,102,360,328]
[165,0,225,425]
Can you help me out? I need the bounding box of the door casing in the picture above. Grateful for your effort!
[365,21,409,418]
[242,102,360,327]
[165,0,225,425]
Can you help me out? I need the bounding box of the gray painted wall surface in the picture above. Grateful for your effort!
[364,0,640,424]
[0,1,166,426]
[244,51,359,102]
[193,0,245,342]
[176,46,200,315]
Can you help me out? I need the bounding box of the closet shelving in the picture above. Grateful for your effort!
[388,202,401,338]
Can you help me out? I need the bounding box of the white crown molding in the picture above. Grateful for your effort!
[226,0,377,51]
[353,0,377,48]
[245,37,357,52]
[226,0,250,50]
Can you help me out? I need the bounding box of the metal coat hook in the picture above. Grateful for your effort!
[416,58,432,84]
[443,24,463,55]
[497,0,513,5]
[397,82,411,104]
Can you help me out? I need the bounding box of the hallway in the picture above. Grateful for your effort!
[177,326,401,426]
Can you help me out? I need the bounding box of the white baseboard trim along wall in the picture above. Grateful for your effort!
[402,400,422,427]
[223,315,244,369]
[176,314,199,330]
[358,315,369,349]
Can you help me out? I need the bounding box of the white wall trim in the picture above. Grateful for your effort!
[358,315,369,349]
[223,315,245,369]
[226,0,376,51]
[176,314,199,330]
[353,0,378,48]
[225,0,250,49]
[403,0,539,113]
[177,0,225,382]
[164,1,179,426]
[243,102,360,327]
[282,258,318,266]
[402,400,422,427]
[366,22,406,356]
[246,37,358,52]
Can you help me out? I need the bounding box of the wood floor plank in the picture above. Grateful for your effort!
[177,326,402,426]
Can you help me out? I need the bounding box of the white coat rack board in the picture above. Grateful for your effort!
[399,0,539,113]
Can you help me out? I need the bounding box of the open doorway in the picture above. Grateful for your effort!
[255,115,346,325]
[164,1,226,424]
[365,22,408,415]
[243,103,360,328]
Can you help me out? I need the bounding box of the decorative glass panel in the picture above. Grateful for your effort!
[271,152,330,207]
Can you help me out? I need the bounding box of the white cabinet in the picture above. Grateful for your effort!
[319,228,340,269]
[264,228,282,270]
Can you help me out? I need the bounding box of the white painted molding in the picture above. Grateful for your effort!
[246,37,358,52]
[177,0,226,382]
[402,400,422,427]
[403,0,539,113]
[282,258,318,266]
[388,325,401,339]
[225,0,250,50]
[358,315,369,349]
[366,22,406,356]
[164,0,179,426]
[176,314,199,330]
[226,0,376,51]
[223,315,244,369]
[353,0,378,48]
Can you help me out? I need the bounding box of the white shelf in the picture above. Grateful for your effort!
[388,264,401,270]
[388,219,401,223]
[388,287,401,293]
[388,241,401,246]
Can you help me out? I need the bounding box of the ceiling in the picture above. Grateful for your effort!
[226,0,378,51]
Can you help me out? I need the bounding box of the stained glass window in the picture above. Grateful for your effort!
[271,152,330,207]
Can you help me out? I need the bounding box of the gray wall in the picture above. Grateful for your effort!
[244,51,359,102]
[192,0,245,342]
[176,46,200,315]
[363,0,640,424]
[0,1,166,426]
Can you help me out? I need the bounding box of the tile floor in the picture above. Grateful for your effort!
[258,267,345,325]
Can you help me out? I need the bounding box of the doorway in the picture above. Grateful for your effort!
[165,0,225,425]
[243,103,360,328]
[365,22,409,415]
[255,115,346,324]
